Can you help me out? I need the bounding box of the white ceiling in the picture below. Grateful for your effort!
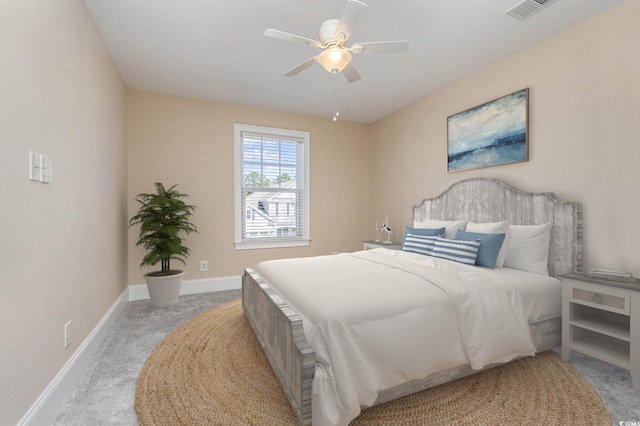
[84,0,622,123]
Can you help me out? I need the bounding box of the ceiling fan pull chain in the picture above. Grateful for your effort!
[333,72,340,121]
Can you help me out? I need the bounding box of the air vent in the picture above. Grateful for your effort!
[506,0,559,21]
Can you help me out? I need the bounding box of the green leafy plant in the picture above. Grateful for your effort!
[129,183,198,276]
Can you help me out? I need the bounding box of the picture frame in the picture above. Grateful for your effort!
[447,88,529,173]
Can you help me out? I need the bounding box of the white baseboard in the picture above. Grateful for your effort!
[18,275,241,426]
[128,275,241,301]
[18,287,129,426]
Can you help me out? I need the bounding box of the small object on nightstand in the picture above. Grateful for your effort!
[363,240,401,250]
[380,216,393,243]
[587,268,636,283]
[561,271,639,389]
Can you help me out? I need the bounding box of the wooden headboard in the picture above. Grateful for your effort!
[413,178,582,276]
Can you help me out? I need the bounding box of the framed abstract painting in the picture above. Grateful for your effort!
[447,88,529,172]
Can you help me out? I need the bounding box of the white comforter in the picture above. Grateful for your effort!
[255,249,537,426]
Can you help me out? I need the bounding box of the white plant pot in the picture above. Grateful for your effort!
[144,270,185,307]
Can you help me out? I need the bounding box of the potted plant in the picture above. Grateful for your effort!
[129,183,198,307]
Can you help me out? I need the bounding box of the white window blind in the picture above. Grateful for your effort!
[234,124,310,249]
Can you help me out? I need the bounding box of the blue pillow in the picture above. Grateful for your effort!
[431,237,481,265]
[455,230,506,269]
[401,226,445,255]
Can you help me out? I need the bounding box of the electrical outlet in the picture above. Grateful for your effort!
[64,321,72,348]
[200,260,208,272]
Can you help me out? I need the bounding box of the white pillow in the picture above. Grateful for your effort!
[504,223,551,275]
[414,219,468,239]
[465,220,511,268]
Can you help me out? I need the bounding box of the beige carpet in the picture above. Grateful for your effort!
[136,300,610,425]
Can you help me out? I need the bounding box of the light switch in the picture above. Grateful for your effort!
[41,155,52,184]
[29,151,42,182]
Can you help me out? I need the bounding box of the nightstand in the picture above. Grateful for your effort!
[561,272,640,389]
[362,240,401,250]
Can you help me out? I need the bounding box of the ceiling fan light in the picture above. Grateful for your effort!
[318,47,352,73]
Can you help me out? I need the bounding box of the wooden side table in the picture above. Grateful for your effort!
[362,240,401,250]
[561,272,639,389]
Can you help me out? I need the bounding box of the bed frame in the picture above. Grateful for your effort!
[242,178,582,425]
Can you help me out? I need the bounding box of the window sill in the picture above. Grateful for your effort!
[234,239,311,250]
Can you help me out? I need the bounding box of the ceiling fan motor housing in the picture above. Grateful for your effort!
[319,19,342,45]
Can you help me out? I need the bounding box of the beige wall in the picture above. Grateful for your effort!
[371,2,640,276]
[0,0,127,424]
[127,91,371,283]
[2,0,637,423]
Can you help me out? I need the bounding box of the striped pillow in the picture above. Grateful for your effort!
[401,226,444,248]
[402,234,440,256]
[432,237,481,265]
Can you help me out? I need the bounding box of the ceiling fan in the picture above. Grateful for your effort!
[264,0,409,83]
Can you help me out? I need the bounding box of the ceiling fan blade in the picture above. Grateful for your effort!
[350,40,409,54]
[342,63,361,83]
[283,56,319,77]
[264,29,323,48]
[335,0,367,42]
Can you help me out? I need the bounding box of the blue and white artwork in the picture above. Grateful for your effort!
[447,88,528,172]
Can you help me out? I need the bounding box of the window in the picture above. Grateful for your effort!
[234,124,310,249]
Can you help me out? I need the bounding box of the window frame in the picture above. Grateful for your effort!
[233,123,310,250]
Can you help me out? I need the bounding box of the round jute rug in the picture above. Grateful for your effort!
[136,300,610,425]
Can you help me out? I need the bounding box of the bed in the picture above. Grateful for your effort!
[242,178,582,426]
